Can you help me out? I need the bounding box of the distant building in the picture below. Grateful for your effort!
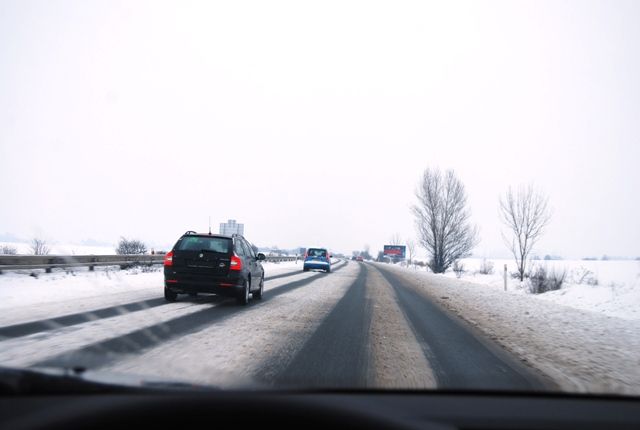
[219,219,244,236]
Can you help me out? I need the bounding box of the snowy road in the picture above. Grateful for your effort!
[0,260,552,391]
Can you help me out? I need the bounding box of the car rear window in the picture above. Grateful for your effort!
[176,236,232,254]
[307,248,327,257]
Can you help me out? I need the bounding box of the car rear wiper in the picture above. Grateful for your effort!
[0,365,220,395]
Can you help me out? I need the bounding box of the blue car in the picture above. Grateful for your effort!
[303,248,331,273]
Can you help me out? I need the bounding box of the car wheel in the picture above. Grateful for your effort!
[303,267,309,272]
[253,276,264,300]
[236,280,250,306]
[326,268,331,273]
[164,287,178,302]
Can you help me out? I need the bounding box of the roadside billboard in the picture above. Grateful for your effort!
[383,245,406,259]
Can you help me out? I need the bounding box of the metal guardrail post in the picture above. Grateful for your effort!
[504,264,508,291]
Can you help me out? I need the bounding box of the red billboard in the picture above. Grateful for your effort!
[383,245,406,258]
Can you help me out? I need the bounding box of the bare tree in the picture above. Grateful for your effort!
[389,233,402,246]
[412,168,479,273]
[499,185,551,282]
[116,237,148,255]
[452,260,465,279]
[1,245,18,255]
[406,239,416,266]
[31,238,50,255]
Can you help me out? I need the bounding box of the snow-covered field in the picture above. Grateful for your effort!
[406,258,640,321]
[0,241,117,255]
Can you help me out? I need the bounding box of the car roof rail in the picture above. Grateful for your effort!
[184,230,197,235]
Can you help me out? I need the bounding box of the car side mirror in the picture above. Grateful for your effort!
[257,253,266,261]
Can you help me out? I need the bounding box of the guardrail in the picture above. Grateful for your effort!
[263,256,299,263]
[0,254,299,274]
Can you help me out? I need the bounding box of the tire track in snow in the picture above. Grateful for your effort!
[28,261,348,370]
[102,261,356,388]
[0,298,166,339]
[0,264,328,340]
[259,262,371,388]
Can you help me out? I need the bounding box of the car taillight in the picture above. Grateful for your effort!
[164,251,174,267]
[230,254,242,271]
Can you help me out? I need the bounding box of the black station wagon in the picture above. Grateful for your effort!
[163,231,266,305]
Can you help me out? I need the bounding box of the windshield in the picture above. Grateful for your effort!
[0,0,638,398]
[176,236,231,254]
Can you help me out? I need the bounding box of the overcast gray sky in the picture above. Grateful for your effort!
[1,0,639,258]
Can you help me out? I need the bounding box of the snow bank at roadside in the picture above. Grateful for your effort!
[0,267,163,311]
[403,258,640,321]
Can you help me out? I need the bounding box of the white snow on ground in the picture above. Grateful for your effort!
[0,260,304,326]
[0,268,163,326]
[0,299,217,366]
[102,260,354,388]
[0,259,314,370]
[1,257,637,393]
[405,258,640,321]
[381,263,640,395]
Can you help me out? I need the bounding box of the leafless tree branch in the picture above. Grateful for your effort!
[30,238,50,256]
[389,233,402,246]
[406,238,416,265]
[1,245,18,255]
[499,185,551,281]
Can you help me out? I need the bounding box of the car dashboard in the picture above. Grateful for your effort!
[2,390,639,430]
